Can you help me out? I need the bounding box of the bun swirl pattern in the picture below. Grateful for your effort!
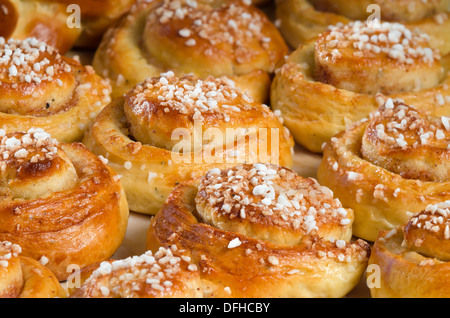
[0,241,65,298]
[0,37,111,143]
[369,201,450,297]
[271,20,450,152]
[83,73,293,215]
[92,0,288,102]
[318,98,450,241]
[147,163,370,298]
[0,129,129,281]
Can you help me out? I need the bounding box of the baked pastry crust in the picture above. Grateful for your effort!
[83,73,294,215]
[0,130,129,281]
[147,163,370,298]
[70,245,203,298]
[0,37,111,143]
[53,0,136,48]
[276,0,450,55]
[369,201,450,298]
[318,99,450,242]
[0,0,135,52]
[0,241,66,298]
[92,0,288,102]
[0,0,80,53]
[271,21,450,152]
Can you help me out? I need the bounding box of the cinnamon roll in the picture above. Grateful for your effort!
[0,241,66,298]
[271,20,450,152]
[0,129,129,281]
[70,245,203,298]
[369,201,450,297]
[276,0,450,55]
[0,37,111,143]
[317,98,450,242]
[147,163,370,298]
[83,73,294,215]
[92,0,288,102]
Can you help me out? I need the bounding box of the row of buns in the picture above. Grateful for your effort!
[0,0,448,298]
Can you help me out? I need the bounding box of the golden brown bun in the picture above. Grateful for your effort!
[83,73,294,215]
[0,241,66,298]
[0,37,111,143]
[369,201,450,297]
[0,0,80,53]
[276,0,450,55]
[70,245,203,298]
[318,99,450,242]
[271,20,450,152]
[0,130,129,281]
[0,0,135,52]
[92,0,288,102]
[147,163,370,298]
[404,201,450,261]
[360,99,449,182]
[52,0,136,48]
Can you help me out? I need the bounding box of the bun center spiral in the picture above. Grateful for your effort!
[361,98,450,182]
[0,129,78,200]
[0,37,78,116]
[195,163,353,245]
[314,21,442,95]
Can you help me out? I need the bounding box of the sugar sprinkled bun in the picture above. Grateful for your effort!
[93,0,288,102]
[271,20,450,153]
[195,163,353,245]
[276,0,450,55]
[147,163,370,298]
[71,245,203,298]
[318,98,450,241]
[83,72,293,215]
[369,200,450,298]
[0,37,111,142]
[315,21,441,95]
[0,128,129,281]
[0,241,65,298]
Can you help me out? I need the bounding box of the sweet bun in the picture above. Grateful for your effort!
[0,129,129,280]
[83,73,293,215]
[271,20,450,152]
[369,200,450,297]
[92,0,288,102]
[56,0,136,48]
[0,0,135,52]
[147,163,370,297]
[70,245,203,298]
[0,37,111,143]
[0,0,80,53]
[277,0,450,54]
[318,98,450,241]
[0,241,66,298]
